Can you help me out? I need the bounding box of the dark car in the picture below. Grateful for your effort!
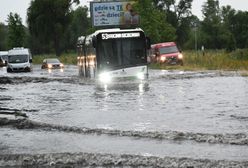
[0,57,5,67]
[0,51,8,67]
[41,58,64,69]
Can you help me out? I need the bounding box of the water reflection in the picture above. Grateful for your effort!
[94,81,150,121]
[95,81,149,93]
[138,83,145,93]
[2,68,248,162]
[47,68,64,73]
[2,68,248,135]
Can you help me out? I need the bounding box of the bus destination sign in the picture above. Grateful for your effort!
[101,32,140,40]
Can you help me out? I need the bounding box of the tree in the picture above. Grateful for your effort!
[221,5,236,51]
[27,0,79,56]
[183,15,201,50]
[152,0,193,48]
[201,0,223,49]
[176,0,194,47]
[64,6,90,52]
[221,5,236,27]
[7,13,26,49]
[231,11,248,48]
[201,0,237,50]
[135,0,176,43]
[0,23,8,50]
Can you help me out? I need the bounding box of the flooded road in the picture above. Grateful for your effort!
[1,65,248,167]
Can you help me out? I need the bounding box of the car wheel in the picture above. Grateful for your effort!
[7,68,12,73]
[25,67,31,72]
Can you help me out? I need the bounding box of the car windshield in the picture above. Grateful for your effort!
[159,46,178,54]
[8,55,28,63]
[47,59,60,64]
[0,55,8,61]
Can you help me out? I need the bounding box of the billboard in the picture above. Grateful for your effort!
[91,1,139,27]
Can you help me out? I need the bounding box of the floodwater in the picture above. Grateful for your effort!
[1,65,248,167]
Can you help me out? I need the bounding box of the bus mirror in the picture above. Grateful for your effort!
[92,36,96,48]
[146,37,151,49]
[155,52,159,56]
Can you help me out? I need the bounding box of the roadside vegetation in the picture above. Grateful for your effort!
[32,53,78,65]
[32,49,248,73]
[1,0,248,56]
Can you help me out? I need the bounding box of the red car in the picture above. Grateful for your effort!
[149,42,183,65]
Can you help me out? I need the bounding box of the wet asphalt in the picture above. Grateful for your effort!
[0,65,248,167]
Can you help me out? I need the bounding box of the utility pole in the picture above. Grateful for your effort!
[194,22,197,51]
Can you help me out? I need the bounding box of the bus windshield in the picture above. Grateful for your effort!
[8,55,28,63]
[159,46,178,54]
[97,37,146,69]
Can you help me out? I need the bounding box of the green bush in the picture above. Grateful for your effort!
[183,50,248,70]
[229,49,248,60]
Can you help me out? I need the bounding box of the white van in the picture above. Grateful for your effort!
[7,48,32,72]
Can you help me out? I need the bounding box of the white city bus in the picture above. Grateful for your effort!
[77,28,150,83]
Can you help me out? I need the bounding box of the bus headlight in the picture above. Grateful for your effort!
[178,53,183,59]
[99,72,111,83]
[89,61,95,66]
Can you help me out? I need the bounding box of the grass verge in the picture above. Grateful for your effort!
[32,53,78,65]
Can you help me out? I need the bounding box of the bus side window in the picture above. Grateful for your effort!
[146,37,151,49]
[92,36,96,48]
[155,48,159,56]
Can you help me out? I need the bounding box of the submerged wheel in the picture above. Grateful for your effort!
[25,67,31,72]
[178,60,184,66]
[7,68,12,73]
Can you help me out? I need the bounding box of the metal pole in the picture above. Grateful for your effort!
[194,24,197,51]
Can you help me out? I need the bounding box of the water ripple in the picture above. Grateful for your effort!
[1,117,248,146]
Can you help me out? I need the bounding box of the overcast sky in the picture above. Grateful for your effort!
[0,0,248,26]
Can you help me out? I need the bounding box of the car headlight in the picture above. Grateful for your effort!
[48,64,53,69]
[178,53,183,59]
[99,72,111,83]
[60,63,64,68]
[160,56,166,62]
